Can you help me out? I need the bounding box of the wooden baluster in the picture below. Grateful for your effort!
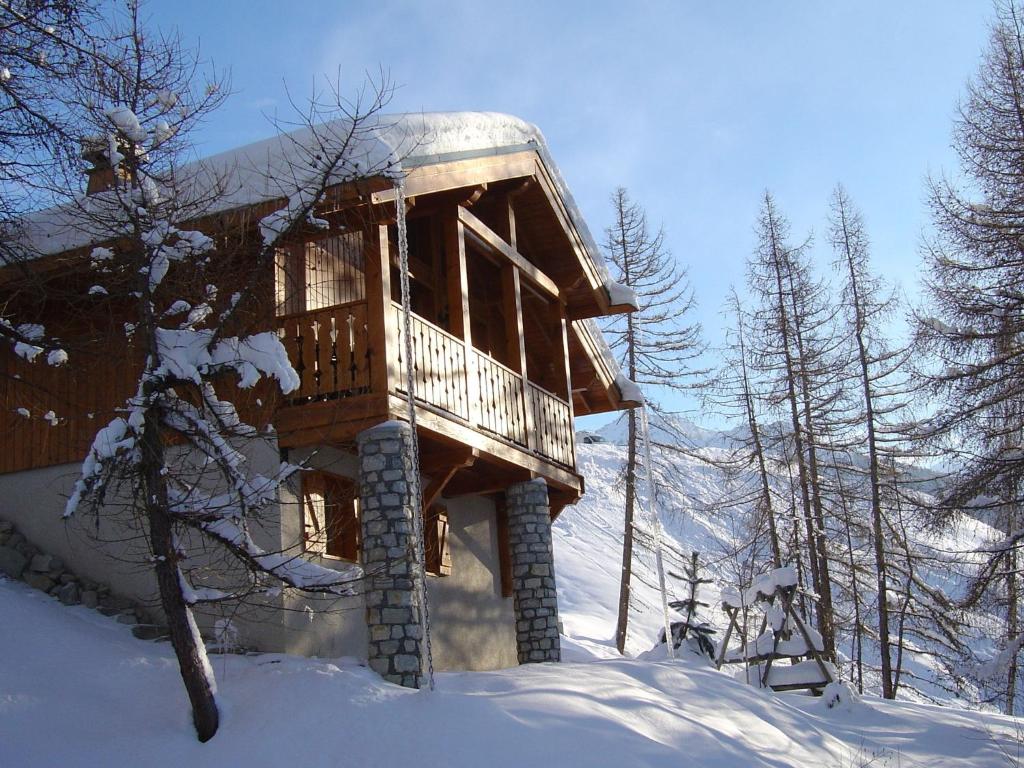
[329,314,339,394]
[311,319,322,397]
[292,320,305,400]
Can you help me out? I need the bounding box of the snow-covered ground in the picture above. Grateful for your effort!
[1,577,1019,767]
[1,424,1020,765]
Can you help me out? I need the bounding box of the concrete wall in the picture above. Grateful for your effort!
[285,444,518,670]
[427,492,518,671]
[0,440,518,671]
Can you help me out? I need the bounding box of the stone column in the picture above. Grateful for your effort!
[357,421,423,688]
[505,479,561,663]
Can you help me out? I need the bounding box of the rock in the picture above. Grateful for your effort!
[116,611,138,625]
[97,605,121,617]
[57,582,80,605]
[29,557,59,573]
[100,594,133,612]
[0,521,13,534]
[58,573,78,585]
[15,543,37,559]
[81,590,98,609]
[22,572,55,592]
[131,624,169,641]
[0,545,27,578]
[6,532,24,550]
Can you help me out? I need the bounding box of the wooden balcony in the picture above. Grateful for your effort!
[275,299,577,486]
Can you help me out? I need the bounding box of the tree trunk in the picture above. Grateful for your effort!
[837,205,893,697]
[1007,537,1019,715]
[142,408,220,742]
[615,407,638,654]
[736,307,781,567]
[615,296,639,655]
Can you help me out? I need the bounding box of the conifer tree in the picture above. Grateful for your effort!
[747,192,839,661]
[664,551,716,659]
[602,187,703,654]
[915,0,1024,714]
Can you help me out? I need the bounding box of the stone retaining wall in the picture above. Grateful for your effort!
[0,519,168,640]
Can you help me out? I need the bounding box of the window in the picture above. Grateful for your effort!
[303,470,451,576]
[275,231,365,317]
[302,471,360,561]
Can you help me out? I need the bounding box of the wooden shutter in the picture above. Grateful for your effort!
[303,471,360,562]
[424,505,452,577]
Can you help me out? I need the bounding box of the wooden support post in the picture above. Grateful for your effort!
[502,264,536,451]
[506,195,517,251]
[556,301,576,467]
[366,225,394,395]
[445,209,479,426]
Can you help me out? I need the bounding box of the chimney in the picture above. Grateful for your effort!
[81,136,121,195]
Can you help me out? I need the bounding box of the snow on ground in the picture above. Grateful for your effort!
[0,577,1018,767]
[0,427,1018,766]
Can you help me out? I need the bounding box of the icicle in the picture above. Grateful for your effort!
[640,406,674,660]
[395,178,436,691]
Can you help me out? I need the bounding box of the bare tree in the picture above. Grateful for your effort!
[46,3,397,741]
[746,191,840,660]
[915,0,1024,715]
[601,187,703,654]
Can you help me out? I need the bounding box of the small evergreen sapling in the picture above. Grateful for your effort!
[660,551,716,659]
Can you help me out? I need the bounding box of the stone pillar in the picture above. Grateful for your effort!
[506,479,561,663]
[357,421,423,688]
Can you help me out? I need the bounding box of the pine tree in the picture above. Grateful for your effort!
[827,184,911,698]
[663,551,716,659]
[602,187,703,654]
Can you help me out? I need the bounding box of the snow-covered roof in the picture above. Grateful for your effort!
[20,110,640,402]
[21,112,603,260]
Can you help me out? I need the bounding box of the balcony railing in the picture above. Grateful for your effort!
[393,304,470,421]
[279,301,575,469]
[277,300,371,402]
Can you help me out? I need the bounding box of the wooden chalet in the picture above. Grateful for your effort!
[0,112,639,675]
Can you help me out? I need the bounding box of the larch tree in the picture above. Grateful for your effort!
[915,0,1024,714]
[828,184,906,697]
[44,2,398,741]
[601,187,703,655]
[0,1,106,390]
[747,191,840,661]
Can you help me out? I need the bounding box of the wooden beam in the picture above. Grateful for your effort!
[556,302,577,468]
[388,394,582,493]
[367,225,394,396]
[275,394,391,449]
[502,264,536,452]
[444,208,480,426]
[506,195,518,251]
[423,463,462,509]
[371,152,536,204]
[457,205,561,302]
[444,467,531,497]
[459,184,487,207]
[419,446,477,474]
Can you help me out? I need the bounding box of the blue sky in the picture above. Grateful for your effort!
[148,1,990,422]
